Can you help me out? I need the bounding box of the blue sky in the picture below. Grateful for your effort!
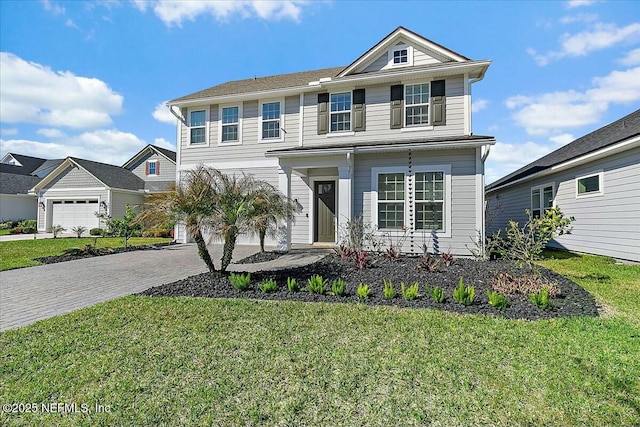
[1,0,639,183]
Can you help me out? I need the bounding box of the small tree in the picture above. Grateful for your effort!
[98,205,142,248]
[50,224,65,238]
[71,225,87,238]
[248,181,300,252]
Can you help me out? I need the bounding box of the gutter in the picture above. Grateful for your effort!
[167,104,186,125]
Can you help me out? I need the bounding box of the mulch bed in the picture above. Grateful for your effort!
[139,253,599,321]
[35,241,177,265]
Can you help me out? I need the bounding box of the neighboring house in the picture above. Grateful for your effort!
[29,145,176,232]
[486,109,640,262]
[167,27,495,254]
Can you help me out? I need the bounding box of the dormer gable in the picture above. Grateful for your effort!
[338,26,469,77]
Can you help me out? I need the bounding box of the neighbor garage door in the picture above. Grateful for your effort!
[51,200,100,231]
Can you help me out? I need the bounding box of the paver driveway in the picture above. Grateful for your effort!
[0,243,260,332]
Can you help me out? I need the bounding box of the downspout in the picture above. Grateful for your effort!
[468,72,488,254]
[167,104,186,125]
[467,74,486,136]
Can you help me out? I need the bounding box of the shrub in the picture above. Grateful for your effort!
[50,224,65,238]
[491,273,561,298]
[337,215,385,252]
[428,285,446,303]
[89,228,104,236]
[385,246,402,261]
[0,221,15,230]
[441,251,454,266]
[307,275,327,294]
[18,220,37,229]
[10,227,23,234]
[229,272,251,291]
[71,226,87,238]
[331,278,346,296]
[487,290,508,310]
[383,279,396,300]
[356,283,370,300]
[334,244,356,260]
[22,227,36,234]
[62,244,113,256]
[286,277,298,292]
[258,279,277,293]
[418,253,441,272]
[453,278,475,306]
[401,282,419,301]
[354,250,369,269]
[530,288,554,310]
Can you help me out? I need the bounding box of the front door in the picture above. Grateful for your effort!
[314,181,336,242]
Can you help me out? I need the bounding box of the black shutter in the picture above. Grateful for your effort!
[352,89,365,132]
[390,84,404,129]
[431,80,446,126]
[317,93,329,135]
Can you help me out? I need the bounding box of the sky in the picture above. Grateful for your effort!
[1,0,639,184]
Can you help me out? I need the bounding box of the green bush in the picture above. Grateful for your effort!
[487,290,508,310]
[331,278,346,296]
[428,285,446,303]
[229,273,251,291]
[530,288,554,310]
[286,277,298,292]
[453,278,475,306]
[383,279,396,300]
[89,228,104,236]
[0,220,16,230]
[401,282,419,301]
[18,219,37,229]
[50,224,65,238]
[258,279,277,293]
[71,226,87,238]
[356,283,370,300]
[307,275,327,294]
[22,227,36,234]
[62,244,113,256]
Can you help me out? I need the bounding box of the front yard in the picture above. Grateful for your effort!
[0,237,173,271]
[1,251,638,426]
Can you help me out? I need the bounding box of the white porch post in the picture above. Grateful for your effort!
[337,152,353,244]
[278,166,292,250]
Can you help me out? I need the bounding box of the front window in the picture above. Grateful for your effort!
[330,92,351,132]
[531,185,554,218]
[190,110,206,144]
[415,171,444,230]
[147,161,157,176]
[221,106,239,142]
[393,49,408,64]
[405,83,430,126]
[262,102,281,140]
[377,173,405,229]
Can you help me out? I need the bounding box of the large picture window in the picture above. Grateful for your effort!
[189,110,206,144]
[531,184,554,218]
[330,92,351,132]
[405,83,430,126]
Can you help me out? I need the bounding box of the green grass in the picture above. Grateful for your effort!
[1,251,639,426]
[0,237,173,271]
[0,229,12,236]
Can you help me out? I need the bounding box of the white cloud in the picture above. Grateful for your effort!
[471,99,490,113]
[0,52,123,129]
[1,129,148,165]
[560,13,598,24]
[549,133,575,145]
[132,0,307,26]
[42,0,65,15]
[152,101,176,124]
[529,22,640,66]
[567,0,599,8]
[36,128,67,138]
[620,48,640,66]
[485,141,554,184]
[153,137,175,150]
[0,128,18,137]
[506,66,640,135]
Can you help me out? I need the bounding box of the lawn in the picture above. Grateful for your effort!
[1,252,638,426]
[0,229,11,236]
[0,237,173,271]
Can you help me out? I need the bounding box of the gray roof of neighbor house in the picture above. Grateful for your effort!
[152,145,176,162]
[0,153,48,175]
[31,159,64,178]
[70,157,145,191]
[486,108,640,191]
[0,172,41,195]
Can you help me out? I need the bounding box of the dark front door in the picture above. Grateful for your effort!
[314,181,336,242]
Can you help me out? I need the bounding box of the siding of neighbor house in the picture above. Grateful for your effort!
[0,195,36,221]
[486,146,640,262]
[128,151,176,185]
[110,191,146,220]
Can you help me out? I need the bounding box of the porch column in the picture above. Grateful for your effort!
[337,153,353,244]
[278,166,292,250]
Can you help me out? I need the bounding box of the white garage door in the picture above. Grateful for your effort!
[51,200,100,231]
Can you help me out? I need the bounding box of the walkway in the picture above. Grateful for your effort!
[0,244,329,332]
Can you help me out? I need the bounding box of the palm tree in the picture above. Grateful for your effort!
[136,165,218,273]
[248,181,300,253]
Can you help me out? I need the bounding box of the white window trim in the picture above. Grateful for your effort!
[258,98,285,143]
[386,44,414,68]
[575,170,604,198]
[530,182,556,216]
[404,81,431,128]
[329,91,352,133]
[147,159,158,176]
[218,103,243,146]
[187,107,209,147]
[371,165,451,238]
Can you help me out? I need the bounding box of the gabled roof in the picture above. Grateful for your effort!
[31,159,64,178]
[122,144,176,169]
[0,153,47,175]
[486,109,640,191]
[0,172,41,195]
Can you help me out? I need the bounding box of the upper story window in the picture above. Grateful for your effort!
[531,184,554,218]
[261,101,281,140]
[576,172,603,197]
[387,44,413,68]
[221,106,239,143]
[147,160,158,176]
[330,92,351,132]
[405,83,430,126]
[189,110,206,144]
[393,49,408,64]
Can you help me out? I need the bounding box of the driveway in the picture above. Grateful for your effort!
[0,244,261,332]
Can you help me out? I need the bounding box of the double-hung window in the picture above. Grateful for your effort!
[147,160,157,176]
[415,171,444,230]
[405,83,430,126]
[221,106,239,143]
[377,173,405,229]
[531,184,554,218]
[330,92,351,132]
[261,101,281,140]
[189,110,206,144]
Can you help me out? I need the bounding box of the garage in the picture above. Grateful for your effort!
[51,200,100,231]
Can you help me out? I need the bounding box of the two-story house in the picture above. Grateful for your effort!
[168,27,495,255]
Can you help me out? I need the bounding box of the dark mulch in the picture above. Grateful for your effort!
[35,241,177,265]
[235,250,288,264]
[139,254,598,321]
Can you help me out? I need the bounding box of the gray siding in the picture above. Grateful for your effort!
[128,151,176,189]
[487,147,640,262]
[42,165,103,190]
[110,191,145,219]
[291,174,311,244]
[0,195,36,221]
[360,40,444,73]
